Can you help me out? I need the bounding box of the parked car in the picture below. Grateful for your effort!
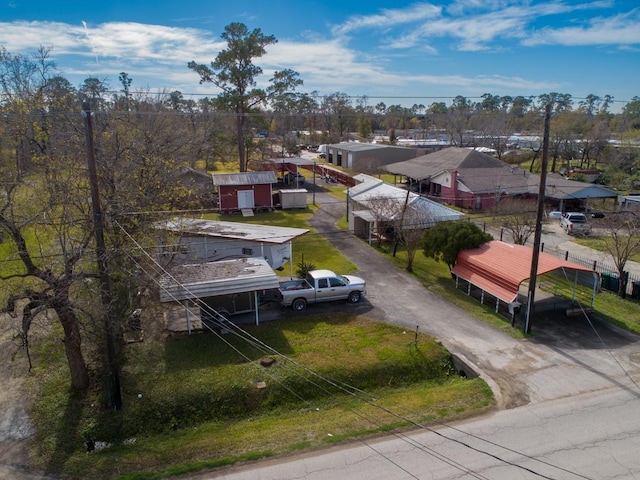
[590,211,605,219]
[547,211,563,220]
[560,212,592,236]
[278,269,366,311]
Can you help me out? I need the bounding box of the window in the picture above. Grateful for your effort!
[329,277,346,287]
[317,278,329,288]
[242,247,254,255]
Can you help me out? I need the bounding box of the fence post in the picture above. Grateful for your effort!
[593,260,597,271]
[565,251,569,261]
[541,243,544,252]
[500,228,503,241]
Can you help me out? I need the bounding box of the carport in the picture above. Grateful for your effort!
[158,258,280,332]
[545,173,619,212]
[451,241,600,312]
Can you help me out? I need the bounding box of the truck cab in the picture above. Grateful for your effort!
[561,212,591,236]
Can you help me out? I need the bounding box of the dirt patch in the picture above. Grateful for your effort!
[0,314,52,479]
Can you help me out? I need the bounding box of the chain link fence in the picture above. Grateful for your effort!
[469,218,640,302]
[540,245,640,301]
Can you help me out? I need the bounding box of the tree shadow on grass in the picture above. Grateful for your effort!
[43,388,86,476]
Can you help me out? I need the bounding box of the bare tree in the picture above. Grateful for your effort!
[364,195,403,247]
[0,48,95,390]
[494,197,537,245]
[599,213,640,296]
[0,137,93,390]
[394,203,433,272]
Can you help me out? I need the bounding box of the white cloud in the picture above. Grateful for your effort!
[0,5,631,103]
[332,3,441,36]
[0,21,223,65]
[327,1,637,53]
[522,10,640,46]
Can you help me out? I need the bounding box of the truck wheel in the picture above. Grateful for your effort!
[348,291,361,303]
[292,298,307,311]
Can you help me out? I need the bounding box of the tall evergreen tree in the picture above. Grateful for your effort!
[188,22,302,171]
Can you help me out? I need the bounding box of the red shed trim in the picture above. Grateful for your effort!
[451,240,599,303]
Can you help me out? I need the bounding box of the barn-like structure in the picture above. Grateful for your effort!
[212,171,277,214]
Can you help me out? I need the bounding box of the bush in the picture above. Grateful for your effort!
[295,259,316,278]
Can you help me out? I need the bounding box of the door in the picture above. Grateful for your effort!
[315,276,348,301]
[314,277,334,301]
[237,190,254,209]
[327,275,349,300]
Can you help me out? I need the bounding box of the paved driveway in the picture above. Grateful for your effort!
[307,190,640,409]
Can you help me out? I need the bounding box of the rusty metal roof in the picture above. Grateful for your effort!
[451,240,599,303]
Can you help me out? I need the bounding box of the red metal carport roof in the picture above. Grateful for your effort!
[451,240,598,303]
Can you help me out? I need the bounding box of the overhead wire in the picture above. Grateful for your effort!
[113,217,593,479]
[554,266,640,394]
[115,220,493,478]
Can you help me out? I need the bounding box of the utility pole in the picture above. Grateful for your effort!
[524,103,552,334]
[83,102,122,409]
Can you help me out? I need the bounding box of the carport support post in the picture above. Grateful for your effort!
[254,291,259,326]
[288,242,293,279]
[184,300,192,335]
[524,102,551,334]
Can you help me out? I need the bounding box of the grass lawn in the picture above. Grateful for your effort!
[24,203,640,479]
[29,314,493,480]
[574,235,640,263]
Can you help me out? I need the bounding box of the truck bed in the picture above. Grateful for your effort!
[279,279,313,291]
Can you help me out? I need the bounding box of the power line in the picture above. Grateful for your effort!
[113,217,592,479]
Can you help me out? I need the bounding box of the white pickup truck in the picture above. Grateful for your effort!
[560,212,592,236]
[278,269,366,311]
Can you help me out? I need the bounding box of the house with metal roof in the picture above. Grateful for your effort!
[155,217,309,273]
[154,218,309,331]
[325,142,419,172]
[384,147,618,212]
[347,174,464,241]
[212,171,277,213]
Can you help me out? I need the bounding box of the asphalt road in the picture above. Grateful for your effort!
[5,177,639,480]
[206,387,640,480]
[198,188,640,479]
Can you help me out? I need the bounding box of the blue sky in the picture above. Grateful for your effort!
[2,0,639,111]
